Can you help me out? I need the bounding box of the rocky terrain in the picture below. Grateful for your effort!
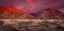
[0,6,64,31]
[40,9,64,19]
[0,6,64,19]
[0,6,34,19]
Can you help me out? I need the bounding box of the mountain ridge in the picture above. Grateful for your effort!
[0,6,64,19]
[41,9,64,19]
[0,6,34,19]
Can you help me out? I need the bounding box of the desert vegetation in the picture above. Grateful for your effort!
[0,19,64,31]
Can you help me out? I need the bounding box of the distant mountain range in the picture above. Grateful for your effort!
[0,6,64,19]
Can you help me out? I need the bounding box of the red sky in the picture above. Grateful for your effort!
[0,0,64,13]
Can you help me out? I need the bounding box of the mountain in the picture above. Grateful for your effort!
[0,6,64,19]
[41,9,64,19]
[0,6,34,19]
[0,6,24,13]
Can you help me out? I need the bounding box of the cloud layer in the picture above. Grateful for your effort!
[0,0,64,13]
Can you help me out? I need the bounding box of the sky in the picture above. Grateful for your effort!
[0,0,64,13]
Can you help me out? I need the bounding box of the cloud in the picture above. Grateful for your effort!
[0,0,64,13]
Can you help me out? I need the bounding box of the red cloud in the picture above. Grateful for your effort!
[1,0,64,13]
